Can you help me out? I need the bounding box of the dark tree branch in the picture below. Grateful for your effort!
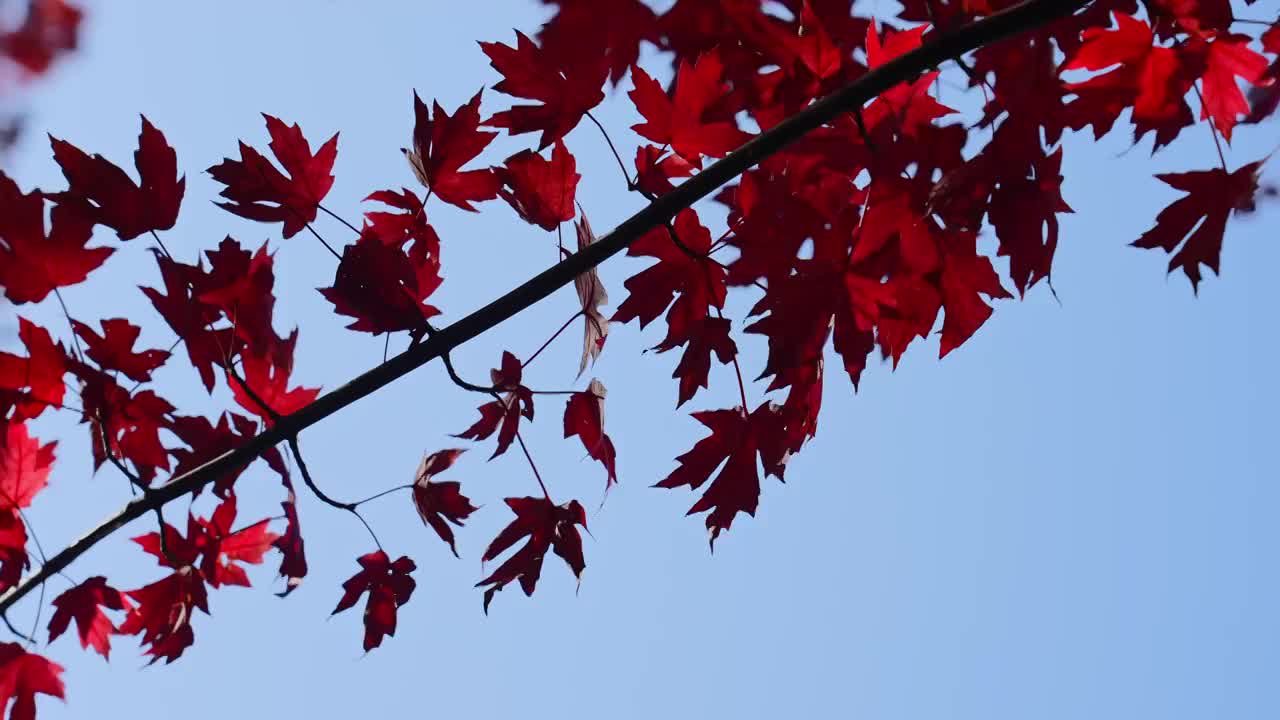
[0,0,1090,615]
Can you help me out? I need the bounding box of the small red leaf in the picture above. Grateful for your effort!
[47,576,131,659]
[563,380,618,491]
[332,550,416,652]
[403,90,500,211]
[412,449,476,557]
[477,496,587,613]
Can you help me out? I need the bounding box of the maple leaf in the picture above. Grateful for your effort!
[1197,33,1271,141]
[0,510,26,594]
[938,233,1012,356]
[630,50,751,163]
[194,494,280,588]
[412,449,477,557]
[477,496,587,613]
[141,253,240,392]
[454,351,534,459]
[48,115,184,239]
[537,0,656,86]
[497,140,579,231]
[70,318,169,384]
[273,473,308,597]
[71,362,174,479]
[612,209,727,350]
[0,643,64,720]
[168,412,260,497]
[1133,160,1264,290]
[0,171,111,305]
[332,550,416,652]
[634,144,694,196]
[402,90,500,211]
[119,568,208,664]
[657,404,794,548]
[0,422,55,512]
[563,380,618,491]
[571,213,609,377]
[47,576,132,659]
[672,316,737,407]
[208,114,338,239]
[196,237,278,356]
[230,331,320,423]
[986,147,1073,294]
[0,319,66,422]
[480,30,607,148]
[318,232,442,337]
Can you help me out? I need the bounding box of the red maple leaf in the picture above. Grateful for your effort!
[331,550,416,652]
[230,331,320,423]
[118,568,207,665]
[480,30,607,148]
[0,643,64,720]
[196,236,278,357]
[937,232,1012,356]
[0,318,66,422]
[0,422,55,511]
[48,115,184,240]
[613,209,728,351]
[47,576,132,659]
[454,351,534,459]
[272,467,308,597]
[71,318,170,384]
[208,114,338,239]
[537,0,656,86]
[0,171,111,305]
[141,253,241,392]
[672,316,738,408]
[412,449,477,557]
[497,140,579,231]
[0,510,27,594]
[318,230,442,337]
[629,49,751,163]
[1197,33,1271,141]
[194,494,280,588]
[1133,160,1265,290]
[657,404,794,548]
[402,90,500,211]
[168,412,260,497]
[477,496,587,613]
[633,144,694,196]
[71,362,174,479]
[563,379,618,490]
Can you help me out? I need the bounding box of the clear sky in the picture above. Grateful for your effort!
[5,1,1279,718]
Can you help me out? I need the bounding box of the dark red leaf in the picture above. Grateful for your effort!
[0,319,66,422]
[477,496,587,613]
[208,115,338,239]
[563,379,618,490]
[331,550,416,652]
[480,30,606,148]
[412,449,476,557]
[48,116,184,239]
[71,318,169,384]
[453,351,534,459]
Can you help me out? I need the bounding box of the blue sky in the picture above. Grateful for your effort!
[5,1,1279,718]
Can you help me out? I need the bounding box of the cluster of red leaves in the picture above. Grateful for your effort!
[0,1,1276,716]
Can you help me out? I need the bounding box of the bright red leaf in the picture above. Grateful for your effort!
[0,643,64,720]
[230,332,320,423]
[0,319,66,422]
[630,50,750,163]
[0,422,55,511]
[47,576,131,659]
[0,171,111,305]
[454,351,534,459]
[403,90,500,211]
[498,140,579,231]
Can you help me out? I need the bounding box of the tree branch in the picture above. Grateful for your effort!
[0,0,1089,615]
